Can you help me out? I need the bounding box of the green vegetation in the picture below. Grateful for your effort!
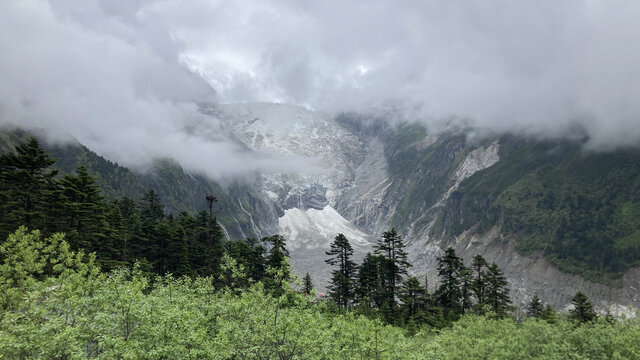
[3,137,640,358]
[3,227,640,359]
[448,136,640,285]
[0,129,263,240]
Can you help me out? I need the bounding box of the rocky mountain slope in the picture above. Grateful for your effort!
[201,103,640,313]
[5,103,640,313]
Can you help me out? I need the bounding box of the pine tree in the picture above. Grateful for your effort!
[471,254,489,307]
[244,237,266,282]
[459,266,474,315]
[356,252,385,308]
[570,291,597,323]
[263,234,291,296]
[435,247,464,319]
[541,304,557,324]
[206,215,225,277]
[186,211,213,276]
[485,262,511,316]
[162,216,190,276]
[399,276,426,320]
[141,189,164,222]
[303,272,314,295]
[0,138,59,238]
[111,197,143,264]
[325,233,358,308]
[373,228,411,313]
[58,166,108,253]
[527,293,544,318]
[138,190,164,271]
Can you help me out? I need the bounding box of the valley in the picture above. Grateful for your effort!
[5,101,640,314]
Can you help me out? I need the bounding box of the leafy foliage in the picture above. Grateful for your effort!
[2,227,640,359]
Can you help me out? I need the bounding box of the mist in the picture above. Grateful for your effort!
[1,0,639,180]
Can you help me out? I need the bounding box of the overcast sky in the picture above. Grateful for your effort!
[1,0,640,178]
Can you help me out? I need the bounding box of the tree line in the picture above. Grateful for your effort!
[321,230,600,328]
[0,138,603,329]
[0,138,298,292]
[321,230,512,328]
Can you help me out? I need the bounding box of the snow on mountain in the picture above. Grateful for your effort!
[202,102,376,262]
[278,205,370,250]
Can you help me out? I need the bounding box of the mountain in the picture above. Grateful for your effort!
[4,103,640,314]
[202,103,640,314]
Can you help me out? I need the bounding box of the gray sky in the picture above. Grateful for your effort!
[1,0,639,178]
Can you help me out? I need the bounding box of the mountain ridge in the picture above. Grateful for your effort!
[4,102,640,314]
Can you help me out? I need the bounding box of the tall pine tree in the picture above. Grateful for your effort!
[325,233,358,308]
[570,291,597,323]
[527,293,543,318]
[485,262,511,316]
[435,247,464,319]
[471,254,489,309]
[0,138,59,238]
[58,166,108,253]
[302,272,314,295]
[356,252,385,308]
[374,228,411,322]
[263,234,291,296]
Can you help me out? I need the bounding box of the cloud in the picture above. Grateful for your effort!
[0,0,312,178]
[172,1,640,148]
[1,0,639,179]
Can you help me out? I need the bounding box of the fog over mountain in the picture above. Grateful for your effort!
[1,0,640,178]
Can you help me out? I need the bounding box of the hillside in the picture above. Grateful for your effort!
[0,128,266,241]
[4,104,640,312]
[440,136,640,286]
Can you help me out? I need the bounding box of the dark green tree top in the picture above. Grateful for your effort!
[527,293,543,318]
[435,247,464,318]
[325,233,358,308]
[485,262,511,316]
[570,291,597,324]
[303,272,314,295]
[0,137,59,236]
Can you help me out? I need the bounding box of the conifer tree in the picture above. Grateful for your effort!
[435,247,464,318]
[541,304,557,323]
[58,166,108,253]
[141,189,164,222]
[263,234,291,296]
[485,262,511,316]
[471,254,489,306]
[325,233,358,308]
[139,190,164,270]
[303,272,314,295]
[0,137,59,238]
[527,293,544,318]
[111,197,143,264]
[399,276,426,319]
[570,291,597,323]
[223,238,266,283]
[162,216,190,276]
[356,252,385,308]
[373,228,411,312]
[459,266,474,315]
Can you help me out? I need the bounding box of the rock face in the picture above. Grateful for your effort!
[196,102,639,312]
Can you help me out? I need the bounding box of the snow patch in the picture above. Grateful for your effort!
[278,205,370,250]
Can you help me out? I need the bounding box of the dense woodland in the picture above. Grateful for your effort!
[2,138,640,359]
